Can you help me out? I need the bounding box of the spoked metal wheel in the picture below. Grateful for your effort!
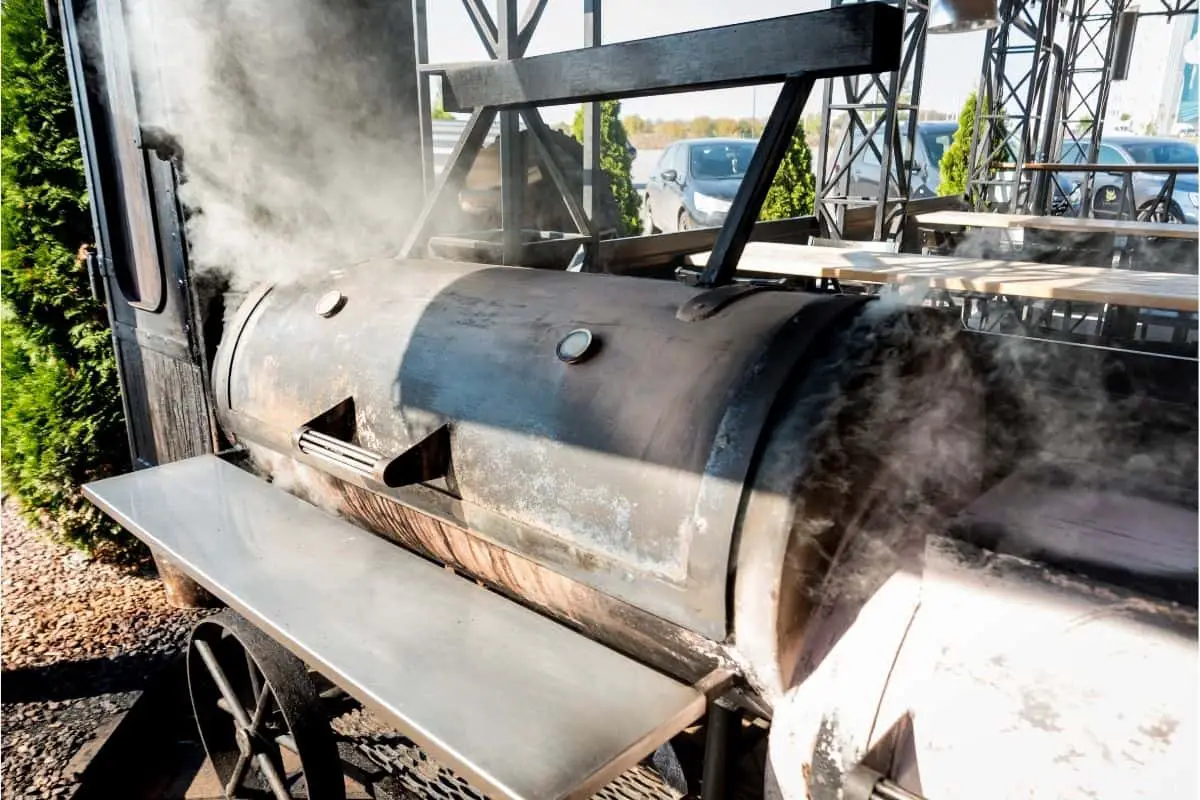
[188,611,345,800]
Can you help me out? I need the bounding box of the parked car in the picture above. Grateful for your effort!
[641,138,757,233]
[1055,135,1199,224]
[840,120,958,200]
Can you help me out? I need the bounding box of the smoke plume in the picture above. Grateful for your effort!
[109,0,428,291]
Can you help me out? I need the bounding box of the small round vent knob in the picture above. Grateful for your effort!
[556,328,598,364]
[315,290,346,318]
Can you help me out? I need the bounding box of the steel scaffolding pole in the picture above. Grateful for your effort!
[965,0,1059,212]
[1049,0,1126,214]
[815,0,928,241]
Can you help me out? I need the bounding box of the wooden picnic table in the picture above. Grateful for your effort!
[687,243,1199,312]
[913,210,1199,241]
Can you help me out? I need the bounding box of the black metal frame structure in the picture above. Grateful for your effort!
[1041,0,1127,215]
[815,0,929,242]
[965,0,1060,212]
[968,0,1198,216]
[404,1,903,282]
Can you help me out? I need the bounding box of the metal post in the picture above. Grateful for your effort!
[498,0,523,265]
[815,0,928,242]
[414,0,435,194]
[582,0,602,267]
[700,75,817,287]
[700,699,740,800]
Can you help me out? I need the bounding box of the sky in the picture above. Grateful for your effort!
[423,1,1185,131]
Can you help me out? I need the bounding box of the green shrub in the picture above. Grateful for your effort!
[938,91,976,197]
[1,0,130,553]
[759,122,815,221]
[571,100,640,236]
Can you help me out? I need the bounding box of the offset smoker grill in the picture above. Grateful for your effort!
[85,258,1199,800]
[64,0,1198,798]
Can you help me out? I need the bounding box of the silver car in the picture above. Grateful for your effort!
[839,121,958,200]
[1057,135,1199,224]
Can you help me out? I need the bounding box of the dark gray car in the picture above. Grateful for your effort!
[642,138,757,233]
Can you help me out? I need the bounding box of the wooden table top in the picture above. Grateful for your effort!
[914,210,1199,240]
[689,243,1199,312]
[1020,162,1198,175]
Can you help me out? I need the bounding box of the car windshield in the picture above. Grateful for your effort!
[1119,141,1199,165]
[1061,140,1198,166]
[921,128,956,167]
[689,143,756,180]
[1060,142,1088,164]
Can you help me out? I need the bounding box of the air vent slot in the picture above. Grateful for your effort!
[297,429,382,478]
[290,398,452,490]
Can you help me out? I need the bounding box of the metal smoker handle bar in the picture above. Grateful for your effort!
[286,393,453,489]
[844,765,927,800]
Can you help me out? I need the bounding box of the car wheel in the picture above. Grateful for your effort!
[641,196,658,235]
[1137,199,1187,225]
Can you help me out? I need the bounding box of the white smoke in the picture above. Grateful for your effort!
[244,444,346,519]
[112,0,428,291]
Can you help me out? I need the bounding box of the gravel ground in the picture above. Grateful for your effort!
[1,499,210,799]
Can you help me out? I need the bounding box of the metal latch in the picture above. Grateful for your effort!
[85,247,106,304]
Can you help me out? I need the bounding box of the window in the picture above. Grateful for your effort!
[921,130,955,167]
[672,145,689,176]
[1059,142,1089,164]
[688,142,756,180]
[656,146,675,176]
[1097,145,1127,165]
[1121,141,1199,165]
[860,136,882,167]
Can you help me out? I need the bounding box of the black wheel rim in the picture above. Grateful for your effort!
[188,611,345,800]
[1137,201,1185,225]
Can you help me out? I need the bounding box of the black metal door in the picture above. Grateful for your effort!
[60,0,217,469]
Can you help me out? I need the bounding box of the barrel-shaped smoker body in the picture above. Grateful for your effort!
[213,258,989,689]
[216,258,864,636]
[207,257,1196,796]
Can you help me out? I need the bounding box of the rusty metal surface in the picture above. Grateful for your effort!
[215,258,868,639]
[334,482,721,683]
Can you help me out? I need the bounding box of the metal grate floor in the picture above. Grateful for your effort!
[331,708,683,800]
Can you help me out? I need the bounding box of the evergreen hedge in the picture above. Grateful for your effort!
[759,122,815,221]
[1,0,130,554]
[938,91,976,197]
[571,100,640,236]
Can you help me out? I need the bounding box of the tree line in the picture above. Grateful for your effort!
[620,114,824,150]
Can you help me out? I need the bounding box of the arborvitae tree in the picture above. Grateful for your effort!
[759,122,815,221]
[1,0,129,553]
[938,91,977,197]
[572,100,640,236]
